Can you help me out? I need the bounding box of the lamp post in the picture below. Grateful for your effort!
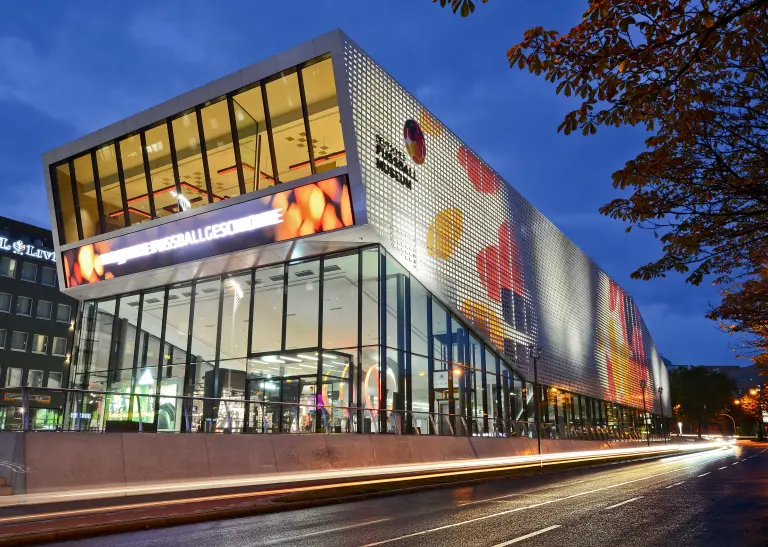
[718,413,736,436]
[640,379,649,446]
[657,386,665,445]
[529,346,543,456]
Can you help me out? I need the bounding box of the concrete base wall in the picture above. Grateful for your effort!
[5,433,652,495]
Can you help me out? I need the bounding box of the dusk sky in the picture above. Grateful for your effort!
[0,1,742,367]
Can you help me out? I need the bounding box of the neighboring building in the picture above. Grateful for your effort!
[41,30,670,437]
[0,217,77,430]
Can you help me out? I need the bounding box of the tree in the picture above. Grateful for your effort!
[668,366,736,437]
[435,0,768,366]
[737,385,768,439]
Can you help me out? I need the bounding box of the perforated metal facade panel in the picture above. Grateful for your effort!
[340,38,670,415]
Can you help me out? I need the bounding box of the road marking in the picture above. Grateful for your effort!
[262,518,391,544]
[665,481,685,489]
[491,525,562,546]
[462,492,522,506]
[697,472,710,477]
[732,462,740,466]
[605,496,643,509]
[718,466,727,470]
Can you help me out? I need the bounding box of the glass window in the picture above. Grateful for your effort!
[301,57,346,172]
[73,153,101,238]
[251,265,284,353]
[190,278,220,399]
[201,99,240,200]
[172,111,209,210]
[0,257,17,277]
[47,371,63,388]
[411,354,430,433]
[285,260,320,350]
[28,369,44,388]
[361,248,379,346]
[232,85,274,191]
[96,143,126,232]
[118,134,153,225]
[37,300,53,319]
[432,300,449,361]
[31,334,48,354]
[144,122,177,218]
[219,273,251,368]
[56,304,72,323]
[266,70,311,182]
[5,367,22,387]
[410,278,429,357]
[113,294,140,393]
[54,163,78,243]
[20,262,37,282]
[322,253,358,349]
[385,255,407,350]
[0,329,5,349]
[10,332,27,352]
[16,296,32,316]
[52,337,67,357]
[41,267,57,286]
[164,284,192,414]
[0,292,10,313]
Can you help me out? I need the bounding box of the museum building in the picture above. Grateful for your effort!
[41,30,671,437]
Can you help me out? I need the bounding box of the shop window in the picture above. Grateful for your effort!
[190,278,220,399]
[0,257,16,278]
[37,300,53,320]
[73,152,101,238]
[144,122,177,218]
[411,354,430,433]
[52,337,67,357]
[5,367,22,387]
[41,267,57,287]
[266,70,311,183]
[322,253,358,350]
[201,99,240,200]
[16,296,32,316]
[251,265,284,353]
[285,260,320,350]
[172,111,209,210]
[20,262,37,282]
[301,57,346,172]
[96,143,126,232]
[0,292,11,313]
[410,278,429,357]
[385,255,407,350]
[47,371,63,388]
[0,329,5,349]
[54,163,78,243]
[10,332,27,352]
[118,134,153,225]
[31,335,48,355]
[232,85,274,191]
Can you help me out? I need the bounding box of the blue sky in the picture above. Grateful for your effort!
[0,1,741,366]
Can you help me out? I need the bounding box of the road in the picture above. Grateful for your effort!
[47,443,767,547]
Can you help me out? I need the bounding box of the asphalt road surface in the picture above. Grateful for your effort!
[47,443,768,547]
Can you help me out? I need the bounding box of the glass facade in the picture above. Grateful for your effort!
[69,245,530,435]
[51,54,344,245]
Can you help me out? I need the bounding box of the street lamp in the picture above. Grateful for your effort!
[718,413,736,436]
[640,379,649,446]
[657,386,666,445]
[529,346,543,456]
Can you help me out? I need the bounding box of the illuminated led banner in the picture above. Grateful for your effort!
[62,175,354,287]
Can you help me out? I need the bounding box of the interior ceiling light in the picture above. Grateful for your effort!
[297,353,319,361]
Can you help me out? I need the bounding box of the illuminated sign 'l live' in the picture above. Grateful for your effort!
[100,209,283,266]
[0,237,56,262]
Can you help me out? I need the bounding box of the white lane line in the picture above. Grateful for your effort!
[605,496,643,510]
[491,525,562,546]
[732,462,740,466]
[462,492,522,506]
[363,467,692,546]
[697,472,711,477]
[718,466,728,470]
[262,518,391,544]
[665,481,685,489]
